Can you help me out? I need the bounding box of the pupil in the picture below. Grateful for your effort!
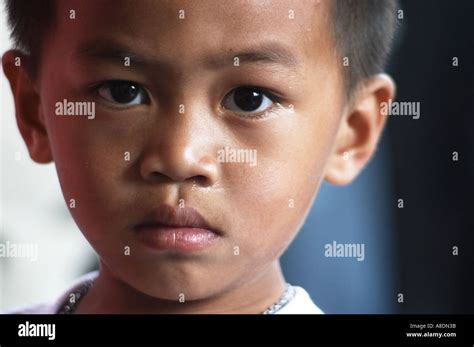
[234,87,263,111]
[111,82,138,103]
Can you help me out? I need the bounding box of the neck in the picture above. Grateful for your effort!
[75,261,286,314]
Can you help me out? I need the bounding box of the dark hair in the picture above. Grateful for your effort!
[4,0,54,77]
[331,0,400,97]
[4,0,399,95]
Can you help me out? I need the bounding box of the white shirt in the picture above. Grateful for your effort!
[275,286,324,314]
[3,271,324,314]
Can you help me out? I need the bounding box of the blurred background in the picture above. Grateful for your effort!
[1,0,473,313]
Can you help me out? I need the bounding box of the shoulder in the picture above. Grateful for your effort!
[275,285,324,314]
[1,271,99,314]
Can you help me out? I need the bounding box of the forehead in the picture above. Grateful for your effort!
[50,0,334,72]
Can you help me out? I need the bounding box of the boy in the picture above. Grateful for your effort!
[2,0,398,313]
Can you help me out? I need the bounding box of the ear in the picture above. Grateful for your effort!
[324,73,395,185]
[2,50,53,163]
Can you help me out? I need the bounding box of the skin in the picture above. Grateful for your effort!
[2,0,394,313]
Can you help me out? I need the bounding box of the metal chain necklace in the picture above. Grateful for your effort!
[261,283,296,314]
[58,279,94,314]
[58,280,295,314]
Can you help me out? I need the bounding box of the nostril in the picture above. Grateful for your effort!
[148,171,172,183]
[139,151,219,185]
[190,175,211,187]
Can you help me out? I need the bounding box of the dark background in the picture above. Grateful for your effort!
[282,0,474,313]
[389,0,474,314]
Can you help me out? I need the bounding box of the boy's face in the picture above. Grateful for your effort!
[4,0,392,302]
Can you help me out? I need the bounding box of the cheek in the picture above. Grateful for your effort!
[44,114,138,244]
[47,121,123,190]
[223,116,335,260]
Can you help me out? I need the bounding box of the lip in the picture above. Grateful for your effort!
[133,205,220,252]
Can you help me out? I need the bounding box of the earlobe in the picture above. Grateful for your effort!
[324,73,395,185]
[2,50,53,164]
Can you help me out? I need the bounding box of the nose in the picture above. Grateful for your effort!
[139,112,219,187]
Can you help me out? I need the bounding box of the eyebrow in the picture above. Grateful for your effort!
[74,41,300,71]
[210,43,300,69]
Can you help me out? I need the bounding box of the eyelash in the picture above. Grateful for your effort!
[255,103,284,120]
[90,81,285,120]
[91,80,149,107]
[221,87,283,120]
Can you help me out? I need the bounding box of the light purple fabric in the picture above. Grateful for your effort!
[2,271,99,314]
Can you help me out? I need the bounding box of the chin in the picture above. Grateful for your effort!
[120,263,228,302]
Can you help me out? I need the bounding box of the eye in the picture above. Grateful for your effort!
[97,81,149,106]
[222,86,276,116]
